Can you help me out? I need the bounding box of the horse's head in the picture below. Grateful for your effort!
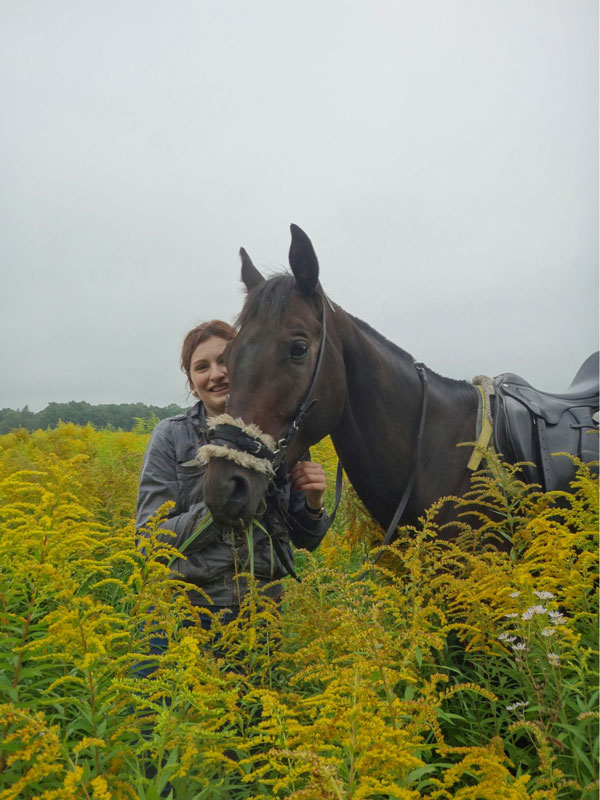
[203,224,345,529]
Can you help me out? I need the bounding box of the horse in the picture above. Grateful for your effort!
[202,224,599,539]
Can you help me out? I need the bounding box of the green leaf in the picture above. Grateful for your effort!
[569,742,594,777]
[171,511,215,561]
[404,763,440,783]
[414,646,423,667]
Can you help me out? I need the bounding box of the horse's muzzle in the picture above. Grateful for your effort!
[203,458,269,529]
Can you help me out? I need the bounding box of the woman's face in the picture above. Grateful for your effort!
[189,336,230,416]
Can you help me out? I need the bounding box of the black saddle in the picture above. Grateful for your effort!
[493,352,599,491]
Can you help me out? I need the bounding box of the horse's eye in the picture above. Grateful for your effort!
[290,340,309,361]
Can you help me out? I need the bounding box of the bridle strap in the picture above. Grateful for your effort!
[269,292,344,539]
[271,292,329,470]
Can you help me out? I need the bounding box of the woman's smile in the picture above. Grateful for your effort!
[209,382,229,396]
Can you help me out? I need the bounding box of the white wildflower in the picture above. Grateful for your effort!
[512,641,528,652]
[548,610,566,625]
[547,652,561,666]
[533,591,554,600]
[506,700,530,712]
[508,591,520,598]
[504,612,519,619]
[498,632,517,642]
[521,605,547,621]
[541,628,556,637]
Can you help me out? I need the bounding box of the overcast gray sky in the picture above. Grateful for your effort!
[1,1,597,412]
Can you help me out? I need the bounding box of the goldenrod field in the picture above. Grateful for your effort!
[0,423,598,799]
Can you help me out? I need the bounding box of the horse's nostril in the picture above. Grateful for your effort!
[231,475,248,502]
[227,474,249,516]
[204,461,268,529]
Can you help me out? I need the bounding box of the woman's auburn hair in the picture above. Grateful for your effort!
[180,320,236,387]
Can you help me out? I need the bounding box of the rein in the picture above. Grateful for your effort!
[199,294,428,578]
[370,362,428,565]
[353,362,428,581]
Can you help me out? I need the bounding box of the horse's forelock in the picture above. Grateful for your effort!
[235,273,297,330]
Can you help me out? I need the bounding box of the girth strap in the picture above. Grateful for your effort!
[535,416,555,491]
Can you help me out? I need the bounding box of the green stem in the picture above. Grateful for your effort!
[78,618,102,775]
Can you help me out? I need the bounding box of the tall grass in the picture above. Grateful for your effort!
[0,424,597,799]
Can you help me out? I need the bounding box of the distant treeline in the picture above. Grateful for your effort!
[0,401,187,435]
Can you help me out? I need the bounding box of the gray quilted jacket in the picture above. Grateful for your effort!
[136,402,330,608]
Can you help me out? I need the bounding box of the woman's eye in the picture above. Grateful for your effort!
[290,341,309,360]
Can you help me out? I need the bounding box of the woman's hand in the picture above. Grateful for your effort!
[289,461,326,512]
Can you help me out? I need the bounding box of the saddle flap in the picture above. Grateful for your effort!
[492,354,599,492]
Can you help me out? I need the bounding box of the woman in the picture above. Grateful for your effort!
[136,319,330,614]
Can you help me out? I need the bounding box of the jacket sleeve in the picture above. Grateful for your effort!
[285,451,331,552]
[286,491,331,552]
[136,420,210,553]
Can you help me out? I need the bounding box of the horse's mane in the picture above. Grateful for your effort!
[347,314,472,391]
[350,314,473,391]
[349,313,415,363]
[236,272,473,393]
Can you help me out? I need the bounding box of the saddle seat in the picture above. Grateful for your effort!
[493,352,599,491]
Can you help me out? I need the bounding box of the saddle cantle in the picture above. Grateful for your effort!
[493,352,599,491]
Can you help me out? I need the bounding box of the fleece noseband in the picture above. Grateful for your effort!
[197,415,277,475]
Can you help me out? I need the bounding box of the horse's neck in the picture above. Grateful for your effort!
[330,310,478,527]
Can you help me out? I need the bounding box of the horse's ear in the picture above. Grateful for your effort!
[289,224,319,295]
[240,247,265,291]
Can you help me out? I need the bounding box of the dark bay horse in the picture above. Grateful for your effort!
[203,225,598,536]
